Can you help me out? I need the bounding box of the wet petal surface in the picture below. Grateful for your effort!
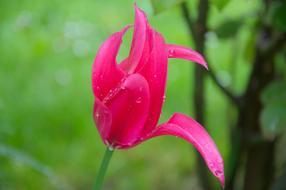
[104,74,150,147]
[167,44,208,69]
[92,26,130,100]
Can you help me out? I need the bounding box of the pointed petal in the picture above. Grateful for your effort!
[167,44,208,69]
[138,31,168,135]
[120,4,147,73]
[145,113,224,187]
[104,73,150,147]
[92,25,130,100]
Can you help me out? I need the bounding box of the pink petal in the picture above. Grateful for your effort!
[93,97,112,141]
[167,44,208,69]
[120,4,147,74]
[104,73,150,147]
[92,25,130,101]
[138,31,168,136]
[145,113,224,187]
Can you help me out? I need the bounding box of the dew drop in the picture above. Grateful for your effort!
[162,95,166,102]
[214,170,223,176]
[153,74,157,78]
[169,49,175,56]
[108,146,114,151]
[95,112,100,118]
[139,87,143,92]
[135,97,142,103]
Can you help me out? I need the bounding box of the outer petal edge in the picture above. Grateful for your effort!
[167,44,208,69]
[142,113,225,187]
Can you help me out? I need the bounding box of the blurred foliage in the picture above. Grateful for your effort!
[260,79,286,140]
[210,0,230,11]
[150,0,185,14]
[269,1,286,32]
[0,0,285,190]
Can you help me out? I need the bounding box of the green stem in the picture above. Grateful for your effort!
[93,147,114,190]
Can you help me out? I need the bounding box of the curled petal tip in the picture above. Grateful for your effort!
[143,113,225,186]
[167,44,209,70]
[203,63,209,70]
[215,169,225,188]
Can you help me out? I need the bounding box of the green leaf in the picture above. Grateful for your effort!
[150,0,186,14]
[260,80,286,139]
[260,105,286,140]
[211,0,230,11]
[214,19,242,39]
[270,2,286,32]
[261,80,286,105]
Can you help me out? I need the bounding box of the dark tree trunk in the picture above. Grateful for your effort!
[181,1,213,190]
[241,27,278,190]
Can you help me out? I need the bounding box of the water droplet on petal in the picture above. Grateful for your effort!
[108,146,114,151]
[169,49,175,56]
[162,95,166,102]
[214,170,223,176]
[153,74,157,78]
[95,112,100,118]
[139,87,143,92]
[135,97,142,103]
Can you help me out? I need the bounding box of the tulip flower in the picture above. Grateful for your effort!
[92,4,224,190]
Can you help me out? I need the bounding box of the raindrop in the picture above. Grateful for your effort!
[135,97,142,103]
[162,95,166,102]
[95,112,100,118]
[214,170,223,176]
[153,74,157,78]
[139,87,143,92]
[108,146,114,151]
[168,49,175,56]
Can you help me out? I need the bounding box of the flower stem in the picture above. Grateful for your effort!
[93,147,114,190]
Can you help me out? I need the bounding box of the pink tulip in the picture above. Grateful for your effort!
[92,5,224,186]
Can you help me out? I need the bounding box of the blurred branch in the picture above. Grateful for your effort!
[181,1,213,190]
[181,2,242,107]
[208,66,243,106]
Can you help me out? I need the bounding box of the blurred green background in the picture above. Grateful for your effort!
[0,0,285,189]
